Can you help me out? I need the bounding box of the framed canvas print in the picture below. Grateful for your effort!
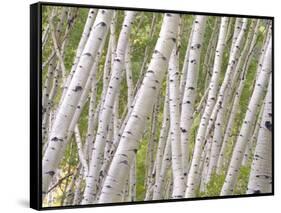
[30,1,274,210]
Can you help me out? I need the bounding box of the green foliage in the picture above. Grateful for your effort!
[42,5,270,206]
[198,165,251,197]
[199,173,226,197]
[234,166,251,195]
[136,137,148,200]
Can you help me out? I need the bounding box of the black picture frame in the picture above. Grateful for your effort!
[30,1,274,210]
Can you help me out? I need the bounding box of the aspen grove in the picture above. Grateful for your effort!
[41,6,273,207]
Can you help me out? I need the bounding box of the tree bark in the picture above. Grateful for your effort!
[221,36,272,196]
[247,76,272,194]
[42,9,113,197]
[185,17,228,198]
[98,13,180,203]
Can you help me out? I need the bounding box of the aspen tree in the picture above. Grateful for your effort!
[247,76,272,194]
[99,13,180,203]
[221,37,272,196]
[207,20,257,181]
[42,10,113,196]
[82,11,136,204]
[180,16,207,181]
[185,17,229,197]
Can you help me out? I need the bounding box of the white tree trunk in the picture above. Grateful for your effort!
[82,11,136,204]
[180,16,207,181]
[247,76,272,194]
[42,9,113,197]
[168,45,185,198]
[62,9,97,96]
[221,37,272,196]
[98,13,180,203]
[207,19,257,181]
[185,17,228,198]
[153,134,171,200]
[153,85,170,195]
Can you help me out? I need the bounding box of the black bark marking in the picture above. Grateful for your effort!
[99,21,107,27]
[83,52,92,57]
[147,70,154,73]
[51,137,63,142]
[105,185,112,188]
[254,154,262,159]
[265,121,272,131]
[196,44,201,49]
[166,13,172,17]
[188,87,195,90]
[253,190,261,194]
[45,171,55,176]
[181,128,187,133]
[114,58,121,62]
[119,160,129,165]
[73,86,83,92]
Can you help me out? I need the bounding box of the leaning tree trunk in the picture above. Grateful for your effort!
[61,9,97,98]
[180,15,207,182]
[153,85,170,199]
[185,17,229,198]
[206,19,257,181]
[42,9,113,197]
[98,13,180,203]
[217,20,260,173]
[82,11,136,204]
[247,76,272,194]
[168,44,185,198]
[221,36,272,196]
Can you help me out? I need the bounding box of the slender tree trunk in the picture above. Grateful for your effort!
[98,13,180,203]
[61,9,97,97]
[82,11,136,204]
[153,85,170,198]
[169,44,185,198]
[185,17,228,198]
[221,36,272,196]
[153,134,172,200]
[207,19,257,181]
[247,76,272,194]
[180,16,207,183]
[42,10,113,197]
